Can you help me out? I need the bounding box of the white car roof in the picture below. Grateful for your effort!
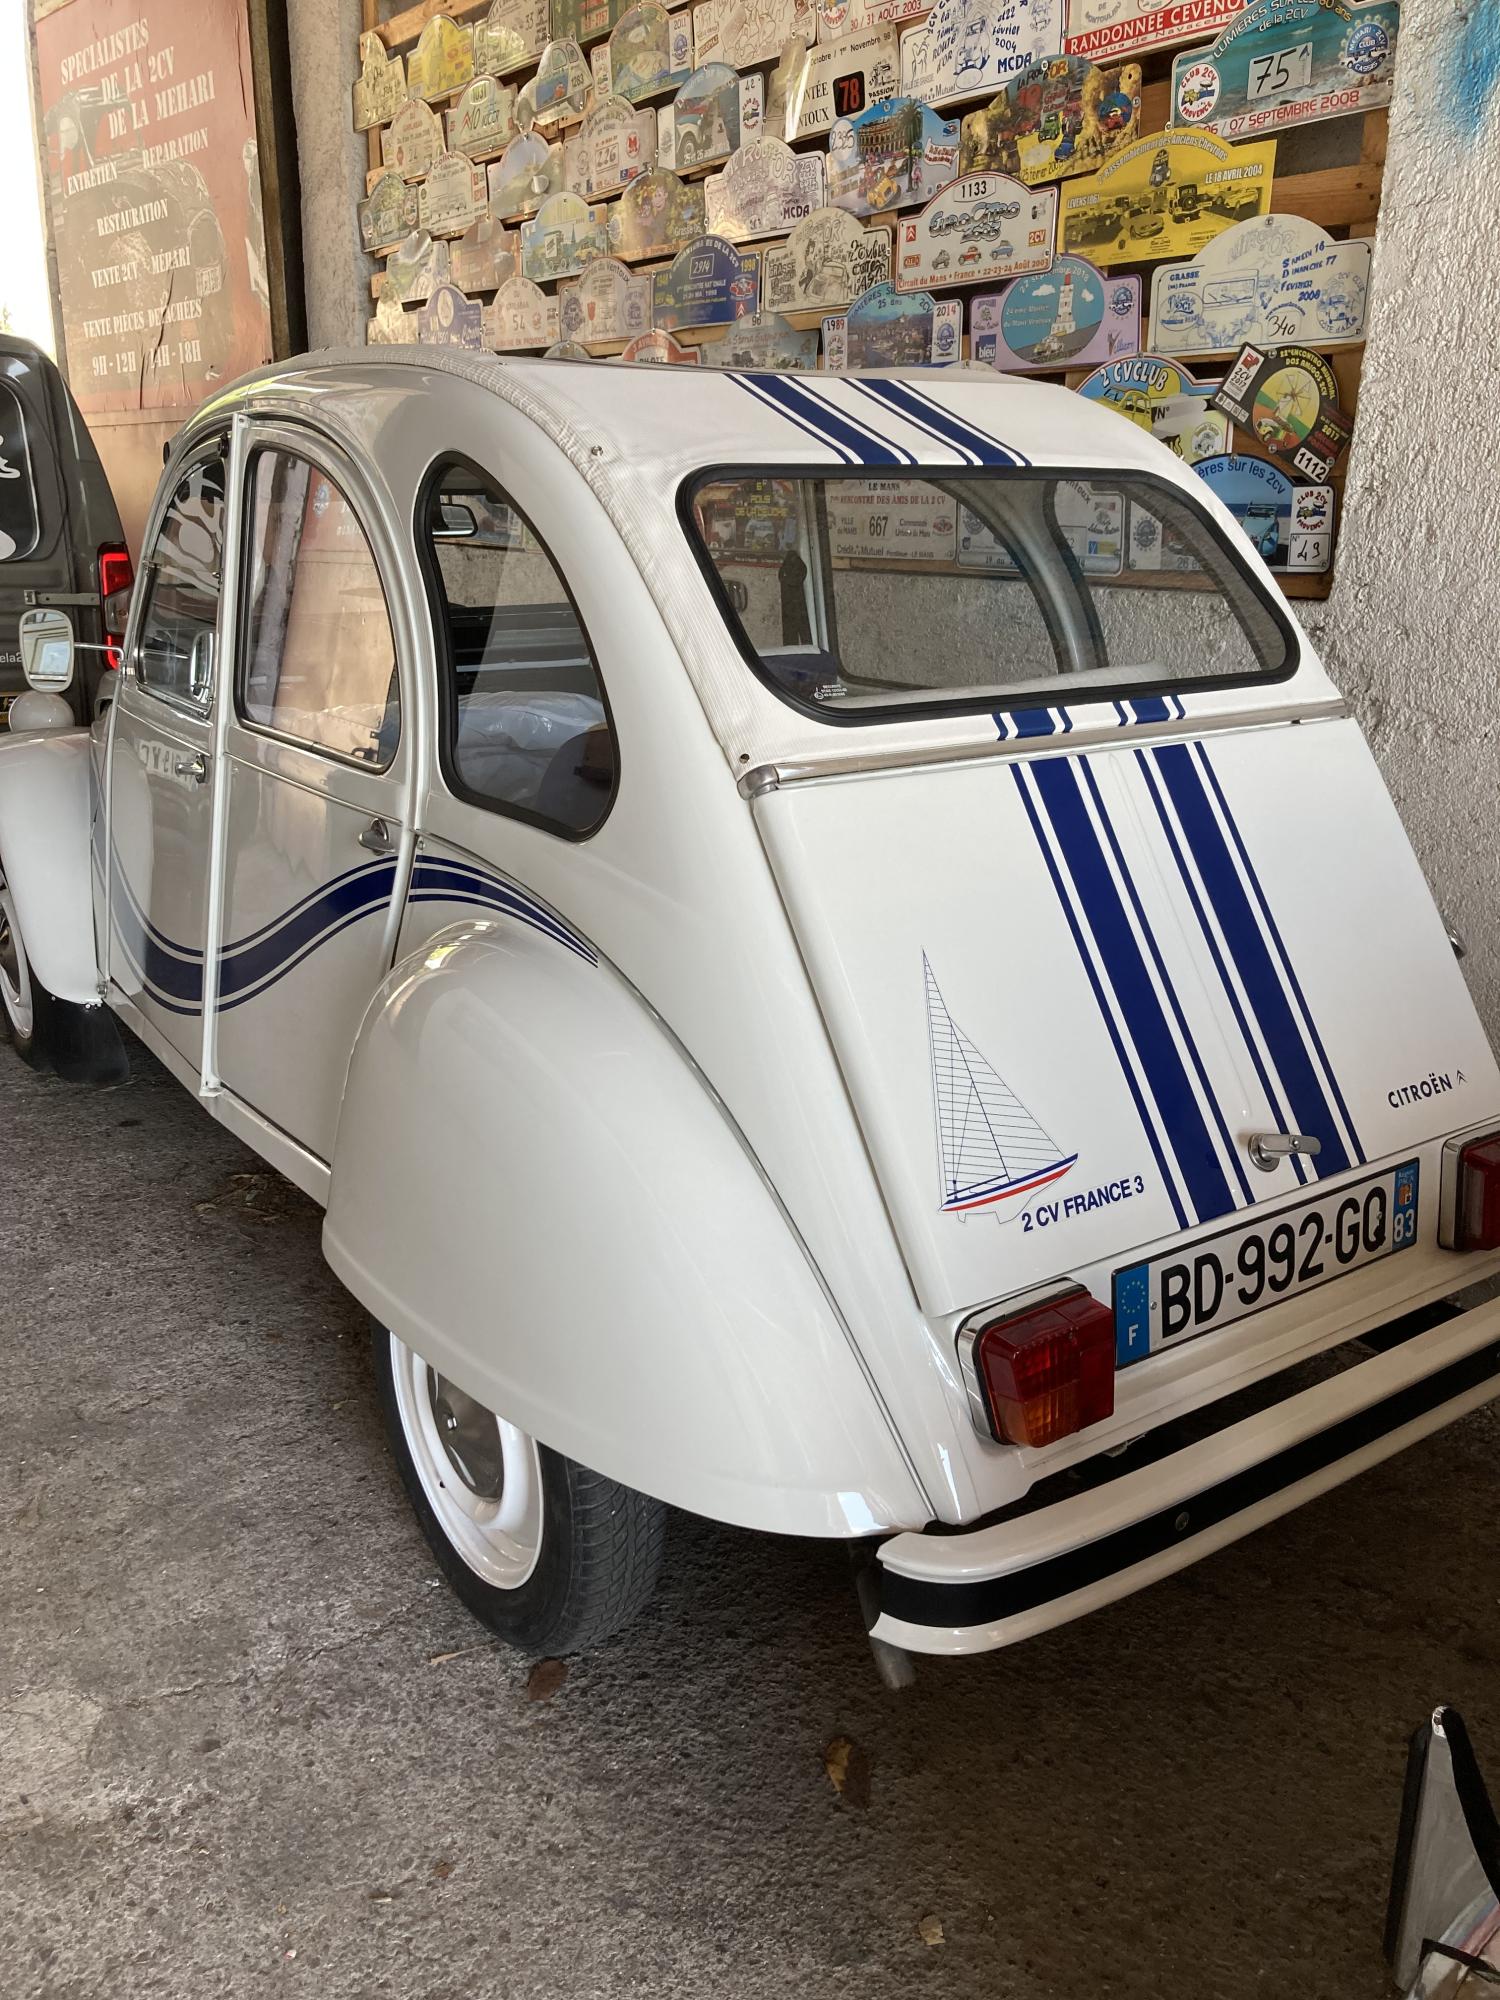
[192,349,1319,778]
[202,345,1186,487]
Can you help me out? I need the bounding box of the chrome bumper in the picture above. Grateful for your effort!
[872,1300,1500,1657]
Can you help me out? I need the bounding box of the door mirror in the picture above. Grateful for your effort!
[18,607,76,692]
[432,501,478,540]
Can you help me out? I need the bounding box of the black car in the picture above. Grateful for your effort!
[0,336,130,728]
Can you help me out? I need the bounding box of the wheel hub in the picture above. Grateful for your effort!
[426,1365,506,1499]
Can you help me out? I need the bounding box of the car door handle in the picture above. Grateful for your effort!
[358,816,396,855]
[173,753,208,784]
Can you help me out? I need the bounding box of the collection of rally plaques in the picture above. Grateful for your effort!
[358,0,1398,581]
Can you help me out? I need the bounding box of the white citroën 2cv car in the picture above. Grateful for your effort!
[4,350,1500,1663]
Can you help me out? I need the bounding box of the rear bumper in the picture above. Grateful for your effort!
[871,1299,1500,1656]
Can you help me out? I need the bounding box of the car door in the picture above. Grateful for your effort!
[212,425,410,1164]
[107,439,227,1073]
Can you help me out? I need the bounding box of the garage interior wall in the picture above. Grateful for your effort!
[285,0,1500,1040]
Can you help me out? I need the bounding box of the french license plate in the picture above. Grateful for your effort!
[1113,1161,1420,1365]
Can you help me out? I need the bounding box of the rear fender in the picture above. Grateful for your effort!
[323,919,926,1537]
[0,728,100,1005]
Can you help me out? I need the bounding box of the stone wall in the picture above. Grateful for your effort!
[286,0,369,350]
[1318,0,1500,1034]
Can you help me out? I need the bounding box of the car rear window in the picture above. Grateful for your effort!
[684,470,1297,722]
[0,382,40,562]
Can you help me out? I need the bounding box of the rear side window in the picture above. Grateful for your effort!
[135,450,225,709]
[686,470,1297,722]
[421,462,614,838]
[240,449,400,768]
[0,382,39,561]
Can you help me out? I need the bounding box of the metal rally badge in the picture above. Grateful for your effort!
[1059,126,1276,269]
[957,53,1141,183]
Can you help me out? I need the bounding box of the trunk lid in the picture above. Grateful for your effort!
[756,716,1500,1318]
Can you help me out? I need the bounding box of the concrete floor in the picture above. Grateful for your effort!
[5,1044,1500,2000]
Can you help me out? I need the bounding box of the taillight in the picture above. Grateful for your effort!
[963,1287,1116,1448]
[98,544,133,670]
[1454,1135,1500,1251]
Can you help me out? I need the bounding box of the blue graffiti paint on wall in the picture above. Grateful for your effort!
[1453,5,1500,137]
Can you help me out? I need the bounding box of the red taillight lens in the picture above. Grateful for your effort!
[98,545,133,670]
[1455,1136,1500,1251]
[971,1288,1116,1448]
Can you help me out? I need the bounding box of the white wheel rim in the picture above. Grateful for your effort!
[390,1335,543,1590]
[0,877,34,1040]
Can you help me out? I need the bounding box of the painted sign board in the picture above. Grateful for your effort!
[822,281,962,367]
[1076,351,1230,463]
[448,77,521,159]
[957,54,1141,183]
[484,274,562,348]
[970,256,1139,371]
[607,166,707,257]
[1064,0,1245,62]
[558,256,655,340]
[592,2,694,100]
[419,282,486,349]
[700,308,820,367]
[353,32,406,130]
[896,0,1064,109]
[407,17,477,101]
[651,234,761,328]
[1210,341,1353,480]
[1059,127,1276,269]
[759,209,893,314]
[826,97,959,219]
[520,190,611,280]
[705,138,826,242]
[657,63,764,168]
[1148,214,1371,355]
[1172,0,1399,139]
[896,173,1057,292]
[771,28,901,140]
[476,0,551,77]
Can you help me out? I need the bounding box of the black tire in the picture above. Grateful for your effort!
[374,1326,666,1654]
[0,869,42,1067]
[0,858,128,1085]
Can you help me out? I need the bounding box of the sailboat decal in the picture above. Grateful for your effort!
[925,955,1078,1215]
